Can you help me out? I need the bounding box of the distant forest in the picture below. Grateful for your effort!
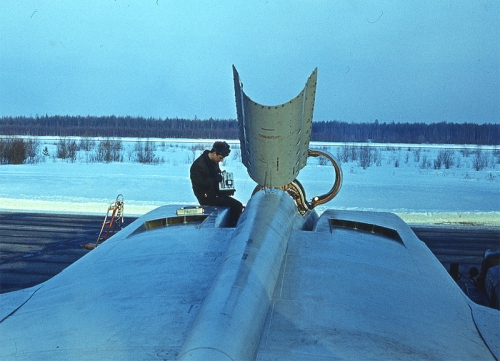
[0,115,498,145]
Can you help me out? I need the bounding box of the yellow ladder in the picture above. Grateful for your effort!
[84,194,124,250]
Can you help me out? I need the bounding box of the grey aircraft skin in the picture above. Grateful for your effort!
[0,68,498,360]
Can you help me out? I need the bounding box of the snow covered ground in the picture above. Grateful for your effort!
[0,138,499,226]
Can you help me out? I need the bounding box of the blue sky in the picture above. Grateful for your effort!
[1,0,498,124]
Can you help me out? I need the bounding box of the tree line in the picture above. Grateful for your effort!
[311,120,499,145]
[0,115,498,145]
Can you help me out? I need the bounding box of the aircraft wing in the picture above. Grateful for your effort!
[257,209,500,360]
[1,203,498,360]
[0,206,235,359]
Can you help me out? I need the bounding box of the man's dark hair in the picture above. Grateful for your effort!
[212,141,231,157]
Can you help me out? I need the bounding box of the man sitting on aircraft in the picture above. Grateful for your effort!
[190,141,243,227]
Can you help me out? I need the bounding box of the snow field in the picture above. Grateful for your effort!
[0,138,498,226]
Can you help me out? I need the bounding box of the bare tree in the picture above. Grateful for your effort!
[472,148,488,171]
[134,140,159,164]
[435,149,454,169]
[359,145,371,169]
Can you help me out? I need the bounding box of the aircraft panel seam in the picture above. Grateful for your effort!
[0,286,42,324]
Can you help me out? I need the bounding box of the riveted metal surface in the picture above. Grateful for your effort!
[233,65,317,188]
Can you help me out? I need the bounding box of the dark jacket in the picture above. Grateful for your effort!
[190,150,221,201]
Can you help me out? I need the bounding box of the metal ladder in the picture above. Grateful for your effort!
[86,194,124,250]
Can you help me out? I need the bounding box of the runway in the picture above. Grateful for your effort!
[0,212,136,294]
[0,212,499,294]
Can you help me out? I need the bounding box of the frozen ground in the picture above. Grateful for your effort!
[0,138,499,226]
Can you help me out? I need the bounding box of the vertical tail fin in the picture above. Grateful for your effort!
[233,65,317,188]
